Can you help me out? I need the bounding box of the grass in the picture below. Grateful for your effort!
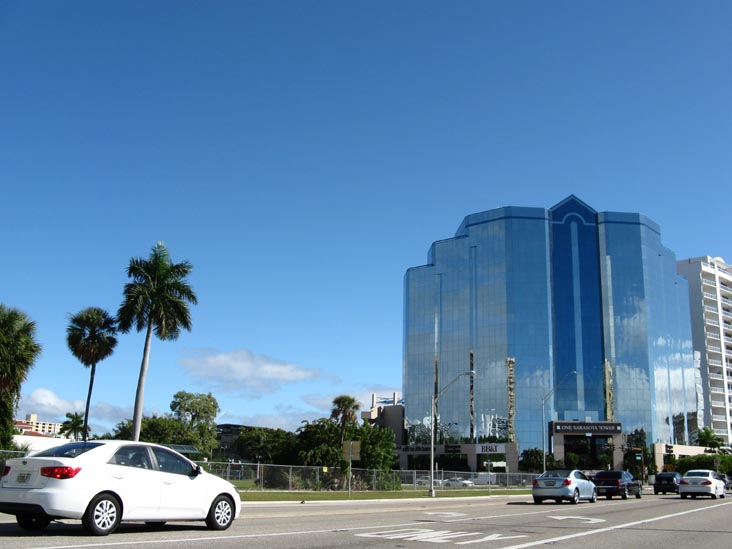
[238,488,531,502]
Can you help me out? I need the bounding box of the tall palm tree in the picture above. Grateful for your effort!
[698,426,724,449]
[330,394,360,444]
[67,307,118,441]
[60,411,87,441]
[0,304,42,449]
[117,242,197,442]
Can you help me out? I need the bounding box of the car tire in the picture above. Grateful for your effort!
[83,493,121,536]
[681,494,687,499]
[590,489,597,503]
[636,488,642,499]
[621,487,628,500]
[654,490,659,495]
[605,495,612,500]
[206,495,235,530]
[16,514,52,531]
[533,497,543,504]
[570,489,579,505]
[554,498,562,504]
[712,488,718,500]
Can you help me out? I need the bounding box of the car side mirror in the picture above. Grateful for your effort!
[194,465,203,476]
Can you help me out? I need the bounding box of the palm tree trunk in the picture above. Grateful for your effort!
[132,320,154,442]
[83,363,96,442]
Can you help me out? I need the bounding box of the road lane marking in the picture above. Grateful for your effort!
[499,500,732,549]
[549,515,605,524]
[425,512,467,518]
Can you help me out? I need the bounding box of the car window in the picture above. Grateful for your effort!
[685,471,711,477]
[33,442,103,458]
[594,471,621,479]
[542,469,571,478]
[573,471,588,480]
[109,446,153,469]
[151,447,194,475]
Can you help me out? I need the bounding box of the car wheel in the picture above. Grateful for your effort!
[605,495,612,500]
[654,490,659,495]
[16,514,52,531]
[712,488,718,500]
[590,489,597,503]
[83,493,121,536]
[206,495,235,530]
[570,489,579,505]
[554,498,562,504]
[636,487,642,499]
[533,497,543,504]
[681,494,687,499]
[621,487,628,500]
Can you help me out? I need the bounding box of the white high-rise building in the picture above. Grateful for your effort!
[678,256,732,443]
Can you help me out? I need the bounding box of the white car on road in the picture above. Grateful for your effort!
[679,469,726,499]
[0,440,241,535]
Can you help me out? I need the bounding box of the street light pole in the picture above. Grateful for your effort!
[430,369,475,497]
[541,370,576,473]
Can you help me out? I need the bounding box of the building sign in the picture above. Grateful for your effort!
[473,443,506,454]
[552,421,622,434]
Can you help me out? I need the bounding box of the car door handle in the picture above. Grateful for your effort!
[163,480,173,485]
[113,475,124,480]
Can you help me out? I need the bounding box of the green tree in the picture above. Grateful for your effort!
[0,305,42,449]
[66,307,118,441]
[357,422,396,471]
[519,448,544,473]
[330,394,360,444]
[60,411,88,441]
[297,418,344,468]
[117,242,197,442]
[112,416,198,447]
[170,391,219,457]
[698,426,724,449]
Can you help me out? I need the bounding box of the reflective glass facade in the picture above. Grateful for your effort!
[403,196,697,451]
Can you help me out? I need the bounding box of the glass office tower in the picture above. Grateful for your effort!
[403,196,697,452]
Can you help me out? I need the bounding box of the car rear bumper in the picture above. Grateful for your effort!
[0,487,86,519]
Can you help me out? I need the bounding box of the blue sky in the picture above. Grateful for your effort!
[2,1,730,436]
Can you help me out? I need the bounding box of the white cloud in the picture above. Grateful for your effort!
[179,349,322,398]
[18,388,84,420]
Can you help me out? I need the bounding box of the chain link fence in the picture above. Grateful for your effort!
[195,461,536,492]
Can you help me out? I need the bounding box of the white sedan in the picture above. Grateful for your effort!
[679,469,726,499]
[0,440,241,535]
[443,477,475,487]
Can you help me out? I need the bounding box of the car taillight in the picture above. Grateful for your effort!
[532,479,538,486]
[2,466,9,477]
[563,478,571,485]
[680,480,688,485]
[40,466,81,479]
[701,480,712,485]
[616,480,622,487]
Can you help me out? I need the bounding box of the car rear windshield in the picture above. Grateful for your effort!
[33,442,103,458]
[657,473,677,478]
[685,471,711,477]
[541,470,571,478]
[594,471,622,479]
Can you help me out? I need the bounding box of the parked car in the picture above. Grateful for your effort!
[532,469,597,504]
[0,440,241,535]
[416,476,443,486]
[593,470,642,499]
[653,472,682,495]
[443,477,475,487]
[679,469,726,499]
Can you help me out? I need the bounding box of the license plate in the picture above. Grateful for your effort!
[16,472,31,484]
[545,481,555,486]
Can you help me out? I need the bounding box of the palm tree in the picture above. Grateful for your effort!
[117,242,197,441]
[698,426,724,449]
[330,394,360,444]
[0,304,42,449]
[67,307,118,441]
[60,412,87,441]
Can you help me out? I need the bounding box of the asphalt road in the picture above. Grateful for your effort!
[2,492,732,548]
